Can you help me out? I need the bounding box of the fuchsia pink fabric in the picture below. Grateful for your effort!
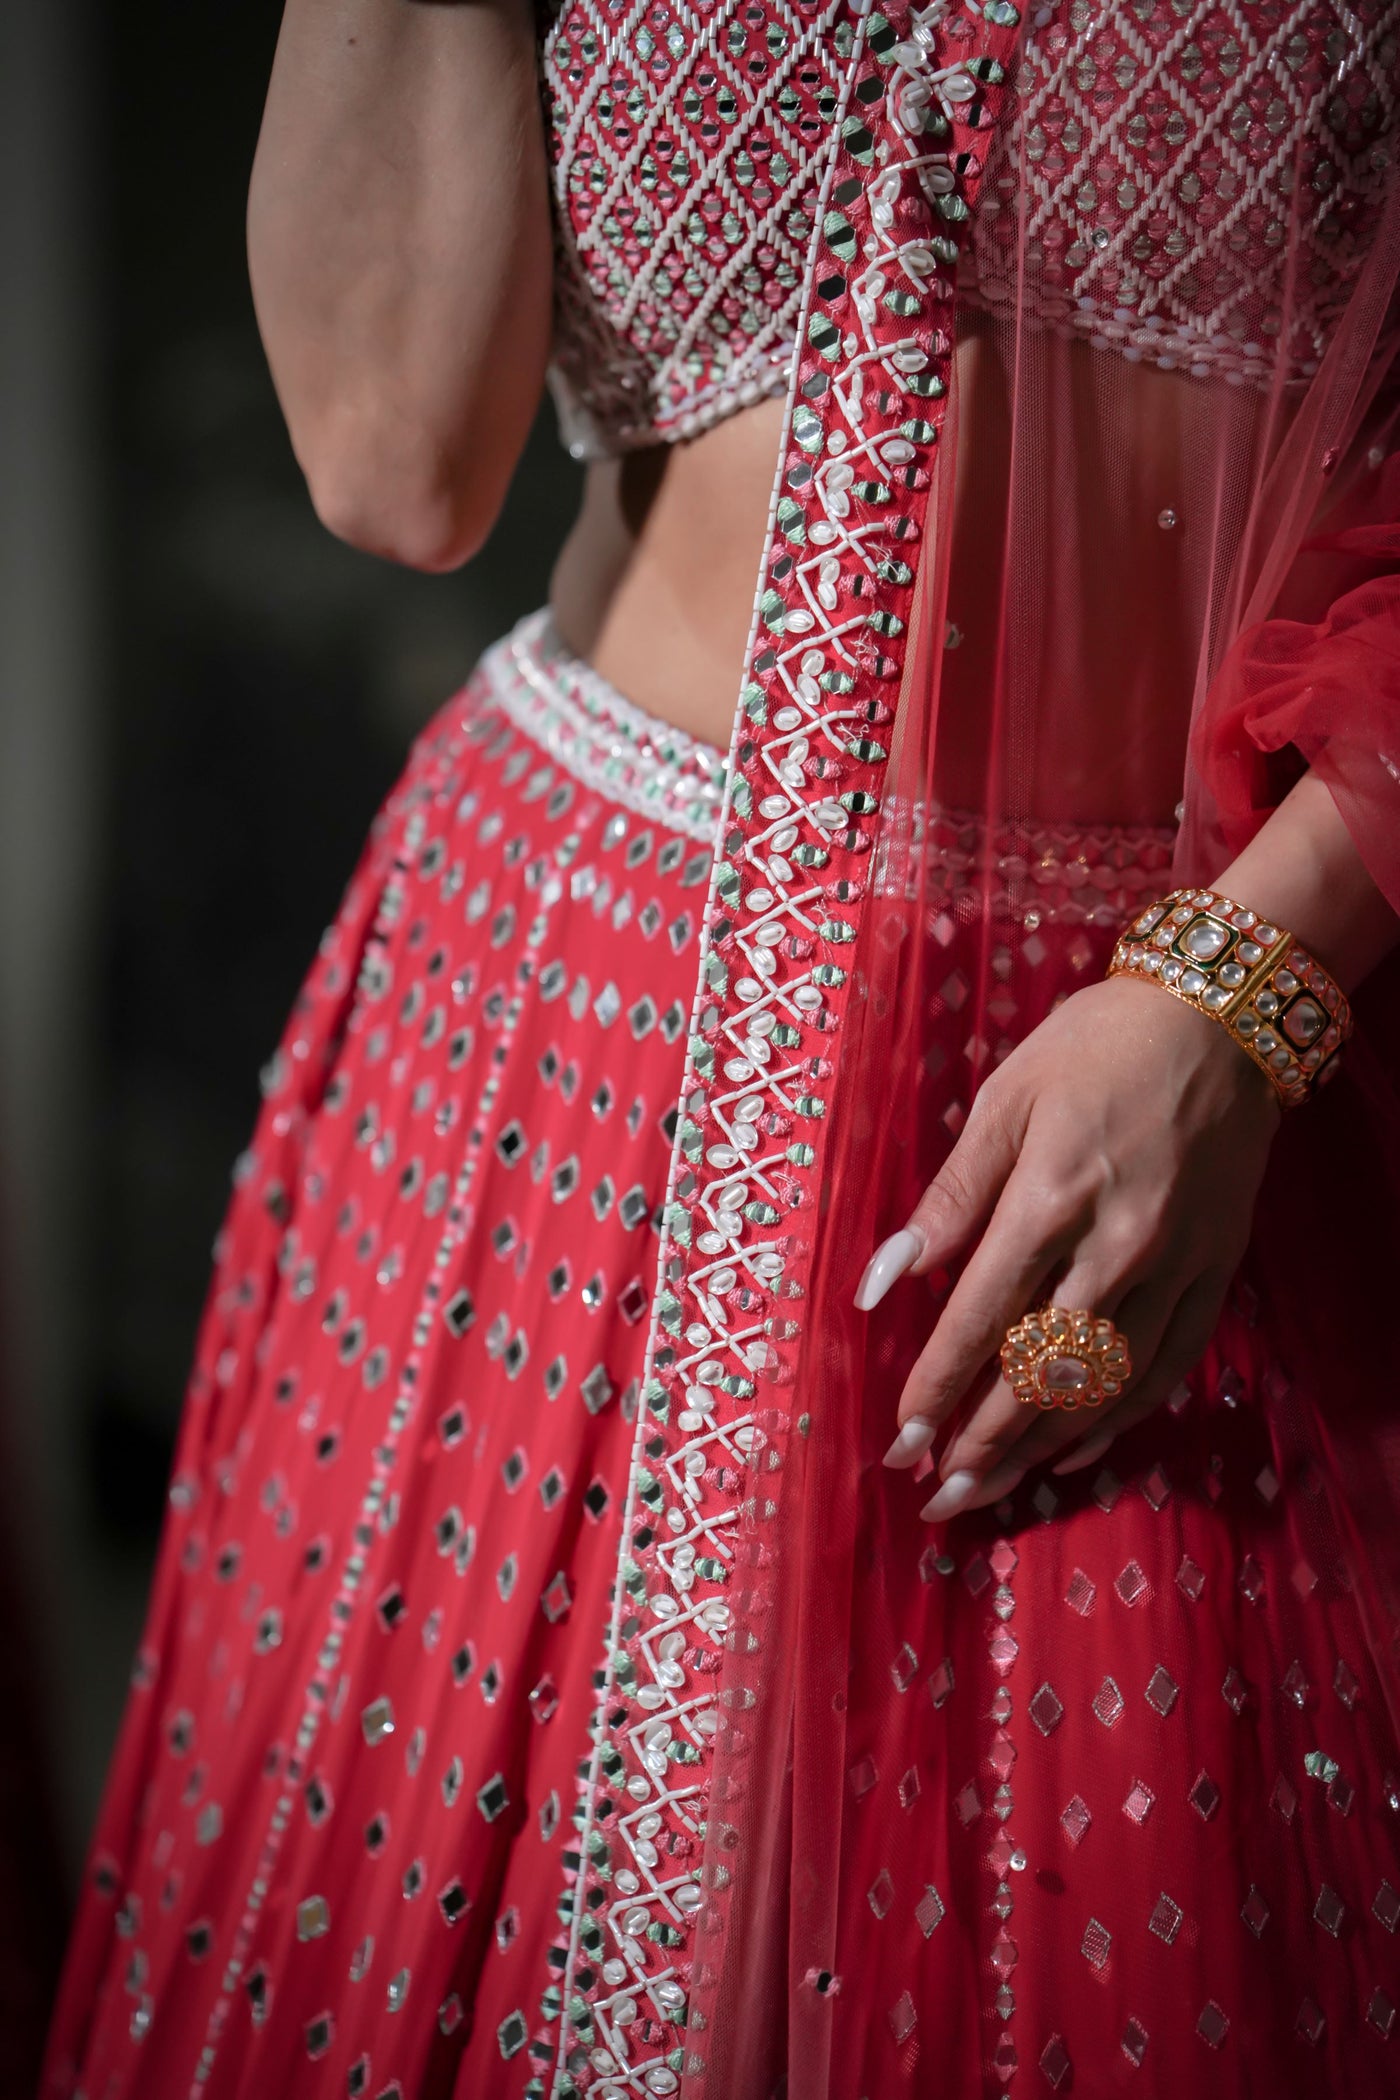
[45,0,1400,2093]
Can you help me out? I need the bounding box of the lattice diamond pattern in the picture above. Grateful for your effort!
[543,0,847,448]
[967,0,1400,382]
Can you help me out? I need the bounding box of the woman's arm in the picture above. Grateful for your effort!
[865,769,1400,1512]
[247,0,553,571]
[1210,766,1399,989]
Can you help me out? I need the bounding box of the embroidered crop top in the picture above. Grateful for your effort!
[539,0,1400,459]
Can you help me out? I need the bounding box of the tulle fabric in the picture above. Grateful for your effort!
[664,22,1400,2097]
[39,0,1400,2090]
[1193,446,1400,915]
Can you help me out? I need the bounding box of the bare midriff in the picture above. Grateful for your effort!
[548,320,1266,829]
[548,397,787,750]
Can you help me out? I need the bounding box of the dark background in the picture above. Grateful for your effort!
[0,0,578,2059]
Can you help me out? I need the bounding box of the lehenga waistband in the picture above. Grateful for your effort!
[902,802,1180,923]
[482,609,729,844]
[478,611,1181,915]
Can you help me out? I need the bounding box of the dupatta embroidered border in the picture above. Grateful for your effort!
[531,2,1024,2090]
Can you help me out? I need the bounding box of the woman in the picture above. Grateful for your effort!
[43,0,1400,2092]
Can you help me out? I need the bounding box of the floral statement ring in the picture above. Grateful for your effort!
[1001,1307,1133,1410]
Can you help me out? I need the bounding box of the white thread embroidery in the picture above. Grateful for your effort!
[541,0,850,455]
[534,3,1022,2092]
[965,0,1400,384]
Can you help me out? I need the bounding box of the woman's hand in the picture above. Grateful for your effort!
[855,770,1400,1519]
[858,972,1282,1517]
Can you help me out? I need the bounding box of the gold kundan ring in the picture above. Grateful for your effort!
[1000,1306,1132,1410]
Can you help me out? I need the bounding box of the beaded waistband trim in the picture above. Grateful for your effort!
[906,803,1180,924]
[481,612,1181,909]
[483,610,729,844]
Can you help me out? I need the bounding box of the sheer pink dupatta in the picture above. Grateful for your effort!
[1182,183,1400,1753]
[669,50,1400,2100]
[525,4,1400,2091]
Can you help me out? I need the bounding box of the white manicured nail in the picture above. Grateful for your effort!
[883,1419,937,1469]
[921,1468,979,1521]
[854,1227,922,1311]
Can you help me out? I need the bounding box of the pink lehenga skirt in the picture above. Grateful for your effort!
[45,613,1400,2099]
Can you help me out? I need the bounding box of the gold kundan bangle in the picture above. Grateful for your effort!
[1107,887,1352,1108]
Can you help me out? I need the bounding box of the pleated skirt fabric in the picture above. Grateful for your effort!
[44,614,725,2098]
[44,613,1400,2099]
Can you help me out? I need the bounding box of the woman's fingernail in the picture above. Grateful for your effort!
[883,1419,937,1469]
[1052,1432,1113,1477]
[920,1468,979,1521]
[854,1228,922,1312]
